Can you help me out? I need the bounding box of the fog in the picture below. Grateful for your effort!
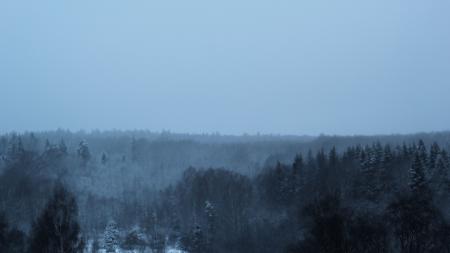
[1,1,450,252]
[2,0,450,135]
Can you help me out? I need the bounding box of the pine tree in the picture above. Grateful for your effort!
[379,144,393,192]
[275,162,290,205]
[315,147,336,195]
[386,191,446,253]
[316,149,327,171]
[6,135,25,163]
[205,201,216,251]
[0,213,26,253]
[409,153,428,197]
[190,225,206,253]
[382,145,392,167]
[150,231,165,253]
[59,139,68,155]
[293,154,304,176]
[16,137,25,160]
[92,238,100,253]
[431,150,449,199]
[77,140,91,166]
[27,132,39,151]
[104,220,120,253]
[167,194,181,246]
[306,149,316,171]
[417,140,428,167]
[148,210,165,253]
[328,147,339,190]
[45,139,51,151]
[306,149,317,192]
[44,140,67,159]
[360,146,380,200]
[29,184,84,253]
[359,149,368,169]
[101,152,108,165]
[0,213,7,252]
[131,137,138,162]
[401,143,410,159]
[316,149,328,194]
[5,228,26,253]
[122,226,147,251]
[429,142,441,172]
[292,154,305,194]
[373,142,383,170]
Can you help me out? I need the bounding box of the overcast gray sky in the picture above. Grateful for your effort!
[1,0,449,135]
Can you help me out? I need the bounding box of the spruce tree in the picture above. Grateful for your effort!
[292,154,305,194]
[306,149,317,192]
[306,149,316,171]
[417,140,428,168]
[327,147,339,192]
[373,142,383,170]
[359,149,368,169]
[431,150,450,199]
[362,150,378,200]
[379,144,393,192]
[409,153,428,197]
[429,142,441,172]
[293,154,304,176]
[104,220,120,253]
[316,149,328,194]
[275,162,290,205]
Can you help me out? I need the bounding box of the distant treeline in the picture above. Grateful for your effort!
[0,131,449,252]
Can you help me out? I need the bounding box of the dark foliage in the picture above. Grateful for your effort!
[0,213,27,253]
[28,184,84,253]
[0,132,450,252]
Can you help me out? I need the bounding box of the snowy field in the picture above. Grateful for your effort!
[84,238,186,253]
[91,247,186,253]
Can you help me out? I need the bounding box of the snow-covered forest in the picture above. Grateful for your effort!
[2,0,450,251]
[0,130,449,252]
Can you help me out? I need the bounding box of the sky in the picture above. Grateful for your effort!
[1,0,450,135]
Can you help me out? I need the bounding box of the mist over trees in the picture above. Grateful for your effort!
[0,130,449,252]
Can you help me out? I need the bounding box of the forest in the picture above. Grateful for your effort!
[0,130,449,253]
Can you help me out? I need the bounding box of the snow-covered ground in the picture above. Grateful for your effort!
[165,247,187,253]
[86,246,186,253]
